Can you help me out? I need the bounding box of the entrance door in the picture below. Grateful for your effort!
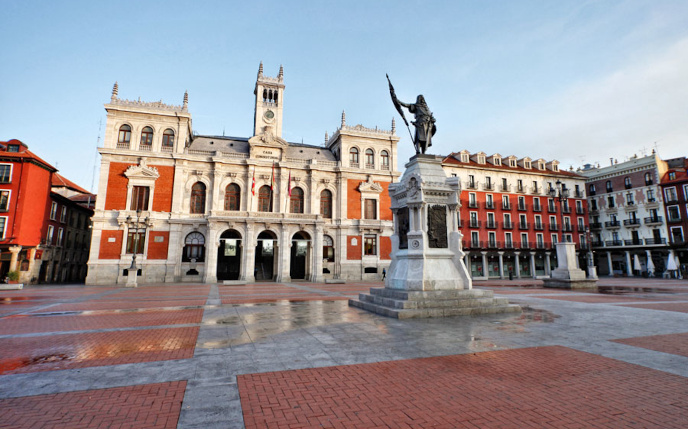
[290,232,310,280]
[217,230,241,281]
[255,231,277,281]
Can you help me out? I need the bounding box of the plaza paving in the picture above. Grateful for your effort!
[0,278,687,428]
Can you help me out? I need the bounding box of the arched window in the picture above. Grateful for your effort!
[381,150,389,169]
[365,149,375,168]
[644,172,653,185]
[118,125,131,146]
[290,187,304,213]
[624,177,632,189]
[190,182,206,214]
[320,189,332,218]
[140,126,154,147]
[349,147,359,166]
[224,183,240,211]
[182,232,205,262]
[323,234,334,262]
[258,185,272,212]
[606,180,613,192]
[162,129,175,149]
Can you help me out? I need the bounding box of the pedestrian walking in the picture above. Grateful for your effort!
[382,268,386,280]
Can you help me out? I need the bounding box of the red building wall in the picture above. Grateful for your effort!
[347,235,361,260]
[99,230,123,259]
[105,162,174,212]
[147,231,169,260]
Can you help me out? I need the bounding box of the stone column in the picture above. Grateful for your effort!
[645,250,653,276]
[498,251,505,279]
[164,224,182,283]
[545,252,551,276]
[276,224,291,282]
[312,225,324,282]
[204,223,220,283]
[243,224,255,282]
[464,251,470,273]
[530,253,537,278]
[8,245,21,273]
[606,251,613,276]
[514,252,521,279]
[625,251,633,276]
[481,251,488,279]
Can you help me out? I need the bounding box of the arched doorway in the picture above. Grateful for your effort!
[290,231,311,280]
[255,230,277,281]
[217,229,241,281]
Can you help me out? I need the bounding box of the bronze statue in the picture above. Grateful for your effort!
[387,75,437,154]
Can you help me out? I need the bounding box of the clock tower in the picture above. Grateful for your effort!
[253,62,285,138]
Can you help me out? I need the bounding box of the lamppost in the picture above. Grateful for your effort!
[125,208,148,287]
[549,179,570,242]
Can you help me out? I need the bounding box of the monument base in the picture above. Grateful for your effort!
[542,278,598,290]
[349,288,521,319]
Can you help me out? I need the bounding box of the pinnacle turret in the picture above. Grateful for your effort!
[111,82,119,101]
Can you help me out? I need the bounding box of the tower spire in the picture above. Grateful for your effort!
[278,65,284,82]
[183,90,188,111]
[111,82,118,101]
[341,110,346,127]
[391,117,396,133]
[258,62,264,78]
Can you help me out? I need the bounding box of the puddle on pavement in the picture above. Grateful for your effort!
[0,353,76,375]
[490,306,559,333]
[597,286,674,295]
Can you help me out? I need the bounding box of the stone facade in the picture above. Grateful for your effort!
[86,64,400,285]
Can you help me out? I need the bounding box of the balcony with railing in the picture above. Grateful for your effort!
[483,182,495,191]
[590,222,602,230]
[645,237,667,245]
[468,201,478,209]
[562,206,571,214]
[574,190,585,198]
[623,219,641,227]
[576,207,585,215]
[604,220,621,228]
[500,184,511,192]
[548,205,557,213]
[548,223,559,232]
[519,222,530,230]
[502,202,512,210]
[562,224,573,232]
[591,240,604,247]
[535,241,547,249]
[466,180,478,190]
[532,185,541,194]
[623,239,643,246]
[485,201,495,210]
[486,220,498,229]
[502,221,514,229]
[533,222,544,231]
[487,240,500,249]
[577,224,587,232]
[504,240,515,249]
[605,239,623,247]
[520,241,532,249]
[469,220,481,228]
[532,203,542,212]
[605,204,618,213]
[516,185,526,194]
[517,203,528,211]
[644,216,663,225]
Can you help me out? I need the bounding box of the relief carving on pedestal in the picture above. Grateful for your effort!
[427,205,447,248]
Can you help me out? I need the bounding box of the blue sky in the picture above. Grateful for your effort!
[2,0,688,191]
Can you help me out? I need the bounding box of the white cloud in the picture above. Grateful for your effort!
[458,36,688,168]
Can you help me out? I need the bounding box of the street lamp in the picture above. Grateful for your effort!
[549,179,570,242]
[125,208,148,287]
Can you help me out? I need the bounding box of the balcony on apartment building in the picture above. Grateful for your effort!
[469,220,481,228]
[485,220,499,229]
[604,220,621,228]
[548,222,559,232]
[502,220,514,229]
[518,221,530,230]
[485,201,496,210]
[605,239,624,247]
[502,201,512,210]
[576,206,585,215]
[644,216,663,225]
[623,219,641,227]
[590,222,603,230]
[518,203,528,211]
[533,222,544,231]
[645,237,667,245]
[465,180,478,190]
[532,202,542,212]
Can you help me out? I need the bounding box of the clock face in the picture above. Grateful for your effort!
[264,110,275,120]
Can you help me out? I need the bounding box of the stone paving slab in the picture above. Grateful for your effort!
[612,332,688,358]
[618,301,688,313]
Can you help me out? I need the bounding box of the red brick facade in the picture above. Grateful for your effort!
[99,230,123,260]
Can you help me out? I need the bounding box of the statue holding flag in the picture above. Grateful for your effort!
[386,74,436,155]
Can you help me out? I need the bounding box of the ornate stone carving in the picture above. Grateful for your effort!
[124,159,160,180]
[358,176,383,194]
[427,205,447,248]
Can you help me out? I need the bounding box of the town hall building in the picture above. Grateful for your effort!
[85,64,400,285]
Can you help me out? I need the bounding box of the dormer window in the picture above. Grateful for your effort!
[525,161,531,169]
[509,159,516,167]
[553,164,559,172]
[461,153,469,163]
[7,145,19,153]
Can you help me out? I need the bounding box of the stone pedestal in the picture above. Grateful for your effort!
[125,269,138,288]
[543,242,598,289]
[349,155,520,318]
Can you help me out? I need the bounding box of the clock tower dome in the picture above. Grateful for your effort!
[253,62,285,138]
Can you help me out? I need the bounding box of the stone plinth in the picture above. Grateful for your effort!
[349,154,521,318]
[543,242,598,290]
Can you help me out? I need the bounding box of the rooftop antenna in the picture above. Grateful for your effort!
[91,118,102,193]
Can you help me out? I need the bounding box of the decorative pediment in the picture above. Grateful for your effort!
[124,159,159,180]
[248,125,288,148]
[358,176,383,194]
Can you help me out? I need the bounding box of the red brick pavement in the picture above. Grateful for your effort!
[222,296,347,305]
[0,309,203,335]
[40,299,207,312]
[0,381,186,429]
[238,346,688,429]
[618,302,688,313]
[612,332,688,358]
[0,326,198,375]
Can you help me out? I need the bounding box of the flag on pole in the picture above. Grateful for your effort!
[251,167,256,195]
